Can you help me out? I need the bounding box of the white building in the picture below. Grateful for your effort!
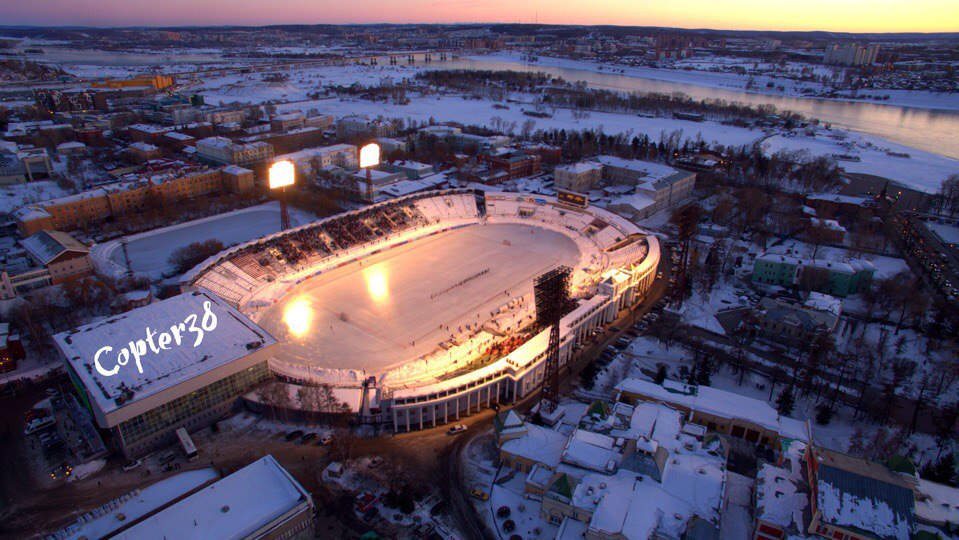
[196,136,274,166]
[54,290,277,457]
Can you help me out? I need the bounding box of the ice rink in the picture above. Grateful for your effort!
[259,223,581,374]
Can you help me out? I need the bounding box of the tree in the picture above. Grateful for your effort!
[815,403,834,425]
[920,453,957,487]
[776,386,796,416]
[168,239,226,274]
[654,365,667,384]
[331,427,357,462]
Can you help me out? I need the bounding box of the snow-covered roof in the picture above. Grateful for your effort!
[556,161,603,174]
[114,455,310,540]
[21,230,88,265]
[56,141,86,150]
[609,192,656,212]
[614,378,807,441]
[54,290,276,416]
[562,429,623,473]
[128,123,172,134]
[54,468,219,540]
[500,423,568,468]
[222,165,252,175]
[812,446,915,540]
[129,142,159,152]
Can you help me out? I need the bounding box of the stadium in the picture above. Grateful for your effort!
[183,189,660,430]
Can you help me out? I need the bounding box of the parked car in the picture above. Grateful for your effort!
[369,456,384,469]
[356,493,378,512]
[49,464,72,480]
[157,450,176,465]
[429,500,448,516]
[24,416,55,435]
[123,459,142,472]
[447,424,468,435]
[284,430,304,442]
[468,489,489,501]
[319,434,333,445]
[300,432,318,444]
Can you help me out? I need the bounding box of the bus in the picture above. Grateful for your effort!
[175,427,198,462]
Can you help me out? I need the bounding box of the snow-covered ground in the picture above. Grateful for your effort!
[258,223,579,375]
[0,180,71,215]
[763,131,959,194]
[91,202,314,279]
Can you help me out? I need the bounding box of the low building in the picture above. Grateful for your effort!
[17,147,53,182]
[554,161,603,193]
[807,217,846,244]
[14,165,256,237]
[347,169,407,202]
[127,123,174,144]
[382,160,434,179]
[336,115,393,139]
[54,290,277,457]
[110,290,155,314]
[480,150,542,182]
[0,323,25,373]
[195,136,274,166]
[751,253,876,297]
[614,378,807,449]
[753,440,810,540]
[0,230,93,300]
[113,455,313,539]
[805,445,915,540]
[270,111,305,132]
[755,293,842,345]
[127,142,161,163]
[593,156,696,217]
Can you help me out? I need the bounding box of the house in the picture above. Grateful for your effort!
[0,323,25,373]
[807,217,847,244]
[751,254,876,297]
[805,445,916,540]
[0,230,93,300]
[755,293,842,345]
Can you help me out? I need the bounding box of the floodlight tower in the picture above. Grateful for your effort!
[534,265,571,415]
[359,143,380,204]
[269,160,295,231]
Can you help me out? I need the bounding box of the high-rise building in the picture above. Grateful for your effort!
[823,42,880,66]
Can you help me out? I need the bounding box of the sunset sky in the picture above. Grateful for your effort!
[3,0,958,32]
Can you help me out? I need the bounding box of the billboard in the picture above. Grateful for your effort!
[557,189,588,208]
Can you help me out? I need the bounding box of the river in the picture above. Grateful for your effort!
[436,57,959,160]
[24,47,959,160]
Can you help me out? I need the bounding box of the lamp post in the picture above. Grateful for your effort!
[359,143,380,204]
[269,160,295,231]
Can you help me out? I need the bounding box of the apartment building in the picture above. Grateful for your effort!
[195,136,274,166]
[0,230,93,300]
[554,161,603,193]
[14,165,254,236]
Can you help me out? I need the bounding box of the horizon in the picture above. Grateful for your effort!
[1,0,958,34]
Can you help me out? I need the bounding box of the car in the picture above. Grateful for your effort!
[24,416,55,435]
[356,493,378,512]
[123,459,142,472]
[300,432,318,444]
[24,408,50,421]
[468,489,489,501]
[284,430,304,442]
[319,434,333,445]
[157,450,177,465]
[369,456,384,469]
[447,424,468,435]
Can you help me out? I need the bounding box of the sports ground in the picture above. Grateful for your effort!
[258,223,580,374]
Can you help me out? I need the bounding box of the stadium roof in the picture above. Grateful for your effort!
[54,290,276,416]
[114,455,310,540]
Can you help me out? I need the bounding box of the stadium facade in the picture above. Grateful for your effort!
[184,188,660,432]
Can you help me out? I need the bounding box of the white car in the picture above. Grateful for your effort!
[24,416,55,435]
[447,424,468,435]
[320,434,333,445]
[123,459,143,471]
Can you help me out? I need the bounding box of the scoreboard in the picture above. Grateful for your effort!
[557,189,588,208]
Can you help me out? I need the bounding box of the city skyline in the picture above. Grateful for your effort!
[2,0,959,33]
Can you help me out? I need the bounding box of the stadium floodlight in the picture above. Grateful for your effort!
[269,160,295,189]
[269,160,294,230]
[359,143,380,204]
[359,143,380,169]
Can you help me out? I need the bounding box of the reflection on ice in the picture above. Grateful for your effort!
[283,298,312,337]
[363,266,390,304]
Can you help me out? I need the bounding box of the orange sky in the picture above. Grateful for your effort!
[2,0,957,32]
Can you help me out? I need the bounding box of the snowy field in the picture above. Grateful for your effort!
[763,131,959,194]
[259,223,580,375]
[0,180,70,214]
[92,202,314,279]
